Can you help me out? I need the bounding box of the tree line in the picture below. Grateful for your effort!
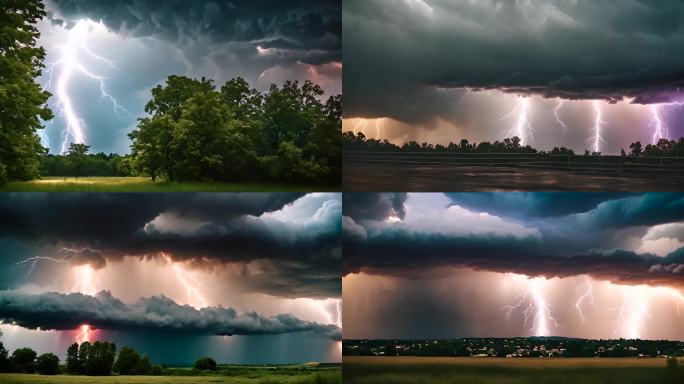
[344,131,684,157]
[0,337,217,376]
[128,76,340,185]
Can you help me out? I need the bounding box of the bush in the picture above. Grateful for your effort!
[193,357,217,371]
[35,353,60,375]
[11,347,37,373]
[151,364,163,375]
[667,356,679,369]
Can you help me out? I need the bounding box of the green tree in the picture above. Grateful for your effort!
[82,341,116,376]
[114,346,141,375]
[10,347,37,373]
[0,0,53,183]
[67,143,90,178]
[66,342,81,374]
[0,341,9,372]
[35,353,59,375]
[193,357,217,371]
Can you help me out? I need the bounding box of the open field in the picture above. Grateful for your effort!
[0,177,336,192]
[343,356,684,384]
[0,365,341,384]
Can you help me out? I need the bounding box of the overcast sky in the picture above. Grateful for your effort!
[343,0,684,154]
[343,193,684,340]
[0,193,341,364]
[37,0,341,154]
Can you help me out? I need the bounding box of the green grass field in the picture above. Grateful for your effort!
[343,356,684,384]
[0,177,336,192]
[0,364,341,384]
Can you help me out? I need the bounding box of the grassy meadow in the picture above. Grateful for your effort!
[0,177,334,192]
[342,356,684,384]
[0,364,341,384]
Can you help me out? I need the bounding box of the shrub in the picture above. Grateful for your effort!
[193,357,217,371]
[151,364,163,375]
[35,353,60,375]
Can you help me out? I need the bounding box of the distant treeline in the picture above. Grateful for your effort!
[40,152,134,177]
[343,338,684,359]
[0,338,217,376]
[343,131,684,157]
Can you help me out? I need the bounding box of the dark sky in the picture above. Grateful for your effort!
[343,193,684,340]
[343,0,684,154]
[38,0,341,154]
[0,193,341,364]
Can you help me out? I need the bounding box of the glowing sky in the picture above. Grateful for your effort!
[37,0,341,154]
[0,193,342,364]
[343,193,684,340]
[343,0,684,154]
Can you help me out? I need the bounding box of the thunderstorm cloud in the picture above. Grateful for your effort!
[0,193,341,299]
[343,193,684,288]
[0,290,341,340]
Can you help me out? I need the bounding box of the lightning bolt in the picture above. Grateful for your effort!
[336,299,342,327]
[353,119,367,135]
[574,275,594,323]
[614,285,649,339]
[498,97,533,145]
[503,276,560,336]
[375,119,383,140]
[553,100,568,133]
[590,100,606,153]
[75,324,92,344]
[15,256,67,276]
[649,105,668,144]
[44,19,126,154]
[162,253,208,309]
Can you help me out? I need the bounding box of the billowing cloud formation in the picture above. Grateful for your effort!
[444,193,632,219]
[342,193,407,221]
[0,290,341,340]
[0,193,341,298]
[344,0,684,125]
[343,193,684,288]
[48,0,341,66]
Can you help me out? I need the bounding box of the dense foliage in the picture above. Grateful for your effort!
[344,131,684,157]
[129,76,341,185]
[114,346,152,375]
[0,0,53,183]
[193,357,218,371]
[34,353,59,375]
[65,341,116,376]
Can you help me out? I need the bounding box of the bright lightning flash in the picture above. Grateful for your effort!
[499,97,533,145]
[75,324,92,344]
[503,276,560,336]
[590,100,606,153]
[553,100,568,133]
[45,19,125,153]
[162,253,208,309]
[649,105,668,144]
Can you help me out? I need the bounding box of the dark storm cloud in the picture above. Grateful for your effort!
[343,227,684,287]
[444,193,640,220]
[343,193,684,287]
[0,290,341,340]
[344,0,684,123]
[342,193,407,221]
[47,0,341,65]
[0,193,341,298]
